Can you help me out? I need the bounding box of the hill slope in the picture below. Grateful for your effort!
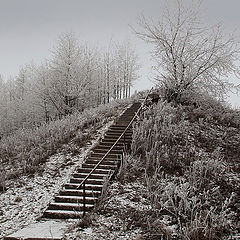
[63,97,240,240]
[0,99,130,238]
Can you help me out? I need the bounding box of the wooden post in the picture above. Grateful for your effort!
[83,182,86,217]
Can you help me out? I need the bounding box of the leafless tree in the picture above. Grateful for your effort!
[133,0,240,102]
[114,41,139,99]
[0,33,140,136]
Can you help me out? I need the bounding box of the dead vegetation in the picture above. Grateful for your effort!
[0,99,129,191]
[89,92,240,240]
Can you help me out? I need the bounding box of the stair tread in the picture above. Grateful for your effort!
[60,189,101,194]
[50,202,94,207]
[81,165,117,170]
[79,166,113,170]
[56,195,97,200]
[43,209,84,215]
[77,168,112,174]
[65,183,103,187]
[70,179,104,184]
[82,163,117,167]
[72,174,107,179]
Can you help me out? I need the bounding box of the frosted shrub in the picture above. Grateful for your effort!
[143,171,237,239]
[179,90,240,128]
[187,156,228,191]
[116,154,143,184]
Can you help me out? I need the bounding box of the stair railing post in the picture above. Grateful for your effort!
[83,181,86,217]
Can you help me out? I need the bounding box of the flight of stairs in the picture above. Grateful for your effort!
[42,102,141,219]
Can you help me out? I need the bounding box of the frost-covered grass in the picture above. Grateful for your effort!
[127,98,240,239]
[68,96,239,239]
[0,99,129,190]
[0,117,115,239]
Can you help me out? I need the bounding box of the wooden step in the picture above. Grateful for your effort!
[70,178,104,185]
[47,202,94,212]
[95,144,123,151]
[110,126,133,130]
[106,129,133,133]
[101,138,131,143]
[72,172,107,179]
[82,163,117,170]
[77,168,111,175]
[43,210,84,219]
[93,148,123,154]
[105,132,132,137]
[85,159,119,166]
[103,135,132,140]
[65,183,103,191]
[90,153,121,159]
[55,195,97,204]
[59,189,101,197]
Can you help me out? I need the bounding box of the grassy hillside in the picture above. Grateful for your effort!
[65,94,240,240]
[1,92,239,239]
[0,99,130,191]
[128,97,240,239]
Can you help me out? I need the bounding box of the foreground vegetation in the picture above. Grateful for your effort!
[0,99,130,191]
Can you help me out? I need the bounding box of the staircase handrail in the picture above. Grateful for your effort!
[77,88,153,215]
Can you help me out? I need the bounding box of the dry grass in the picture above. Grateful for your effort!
[0,99,130,189]
[127,95,240,239]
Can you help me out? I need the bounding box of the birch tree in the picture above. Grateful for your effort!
[134,0,240,102]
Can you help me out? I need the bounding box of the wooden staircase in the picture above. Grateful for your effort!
[42,102,141,219]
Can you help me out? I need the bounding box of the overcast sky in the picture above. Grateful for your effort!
[0,0,240,107]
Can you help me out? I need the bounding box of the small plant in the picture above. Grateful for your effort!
[132,101,197,175]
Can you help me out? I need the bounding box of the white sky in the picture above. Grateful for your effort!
[0,0,240,107]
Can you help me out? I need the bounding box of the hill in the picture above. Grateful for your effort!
[1,94,239,240]
[64,95,240,240]
[0,99,131,238]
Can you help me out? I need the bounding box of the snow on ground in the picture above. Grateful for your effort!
[63,180,177,239]
[63,181,148,240]
[0,120,114,239]
[64,214,143,240]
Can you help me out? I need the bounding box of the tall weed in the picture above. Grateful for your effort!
[132,101,197,174]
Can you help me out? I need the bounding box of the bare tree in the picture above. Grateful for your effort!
[0,32,140,136]
[49,32,87,116]
[114,41,139,99]
[134,0,240,102]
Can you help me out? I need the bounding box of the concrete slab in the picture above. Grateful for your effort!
[4,220,69,240]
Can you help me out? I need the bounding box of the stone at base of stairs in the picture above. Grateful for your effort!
[4,220,70,240]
